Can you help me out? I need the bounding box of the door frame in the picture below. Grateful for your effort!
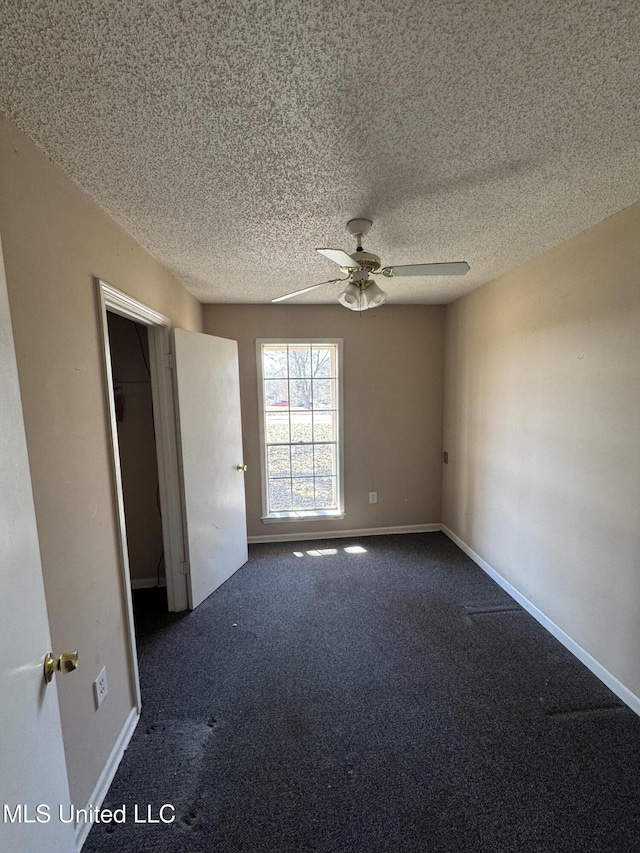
[95,279,188,704]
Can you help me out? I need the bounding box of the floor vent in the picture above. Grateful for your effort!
[464,604,522,615]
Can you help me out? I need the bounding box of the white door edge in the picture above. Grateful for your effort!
[172,329,248,609]
[1,232,75,852]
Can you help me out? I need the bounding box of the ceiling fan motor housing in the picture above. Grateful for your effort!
[344,250,381,273]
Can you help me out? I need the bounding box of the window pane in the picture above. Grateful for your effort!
[314,477,336,508]
[263,347,288,379]
[268,446,291,478]
[269,479,292,511]
[264,379,288,408]
[289,377,312,409]
[311,346,333,377]
[313,378,335,409]
[291,478,315,508]
[313,444,335,476]
[312,410,336,441]
[260,341,341,517]
[291,445,314,477]
[290,411,313,443]
[288,345,312,378]
[266,411,290,444]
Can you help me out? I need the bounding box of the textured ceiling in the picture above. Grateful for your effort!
[1,0,639,305]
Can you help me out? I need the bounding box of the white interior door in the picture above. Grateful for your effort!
[173,329,248,609]
[0,238,75,852]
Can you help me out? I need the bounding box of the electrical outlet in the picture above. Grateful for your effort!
[369,491,378,504]
[443,451,449,464]
[93,667,108,709]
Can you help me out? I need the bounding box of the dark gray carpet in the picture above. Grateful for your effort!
[85,532,640,852]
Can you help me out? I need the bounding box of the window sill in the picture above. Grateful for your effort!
[261,510,345,524]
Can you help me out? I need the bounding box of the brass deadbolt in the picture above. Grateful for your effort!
[44,651,79,683]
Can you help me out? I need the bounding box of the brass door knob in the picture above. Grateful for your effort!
[44,651,79,683]
[236,464,247,472]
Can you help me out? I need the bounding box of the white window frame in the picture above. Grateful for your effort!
[256,338,345,523]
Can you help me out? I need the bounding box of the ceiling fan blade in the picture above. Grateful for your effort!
[382,261,470,277]
[316,248,360,269]
[271,278,347,304]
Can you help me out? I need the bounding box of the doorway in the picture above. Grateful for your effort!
[96,279,189,711]
[106,311,167,625]
[96,278,249,709]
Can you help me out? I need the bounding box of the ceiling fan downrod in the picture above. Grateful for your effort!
[346,217,372,253]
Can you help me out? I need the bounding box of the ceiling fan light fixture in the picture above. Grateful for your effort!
[364,281,387,307]
[337,280,387,311]
[338,282,361,308]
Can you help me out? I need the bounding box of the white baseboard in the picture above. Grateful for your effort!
[76,706,139,850]
[131,578,166,590]
[248,523,441,544]
[441,525,640,718]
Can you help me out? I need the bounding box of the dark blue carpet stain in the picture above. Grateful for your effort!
[85,532,640,852]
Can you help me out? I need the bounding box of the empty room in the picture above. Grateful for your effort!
[1,2,639,852]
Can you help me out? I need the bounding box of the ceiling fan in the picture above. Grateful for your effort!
[272,218,470,310]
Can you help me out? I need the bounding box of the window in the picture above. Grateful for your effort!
[257,339,344,521]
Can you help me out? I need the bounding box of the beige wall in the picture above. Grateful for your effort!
[443,200,640,699]
[203,304,445,538]
[0,114,202,808]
